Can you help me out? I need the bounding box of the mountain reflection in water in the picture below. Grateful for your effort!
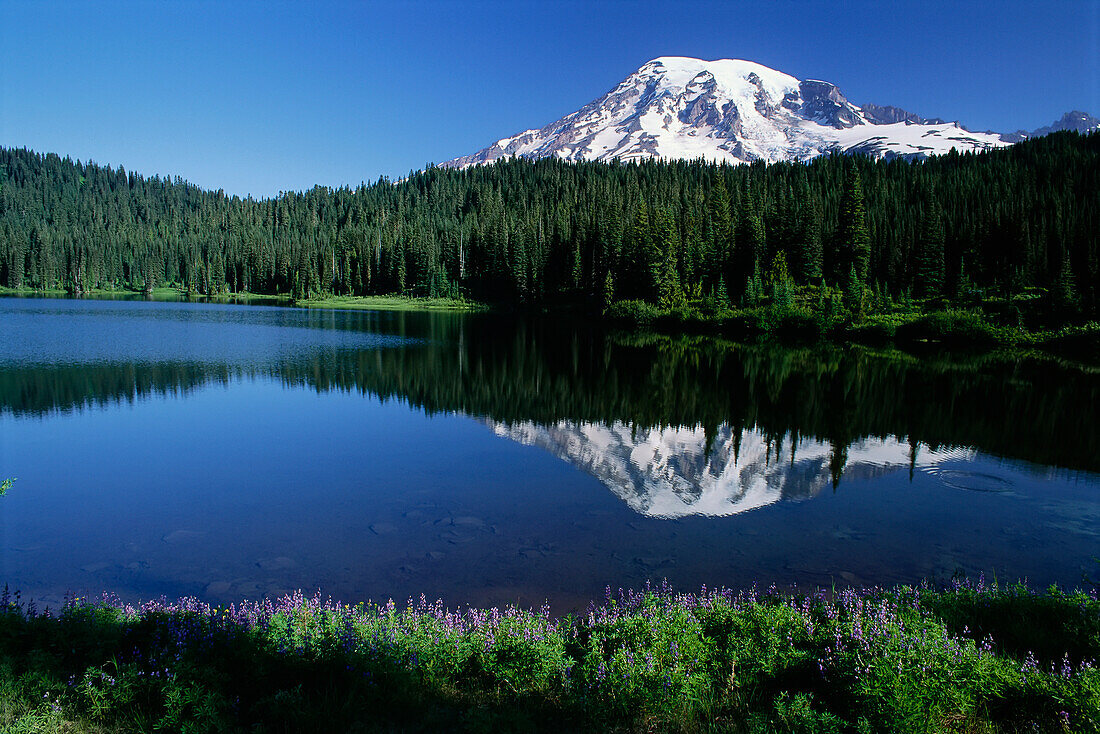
[489,421,974,518]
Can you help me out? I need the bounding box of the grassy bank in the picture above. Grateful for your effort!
[0,285,185,299]
[1,580,1096,732]
[4,283,1097,358]
[605,295,1100,362]
[0,285,274,302]
[292,294,487,312]
[0,285,484,312]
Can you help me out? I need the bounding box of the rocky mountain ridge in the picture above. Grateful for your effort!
[445,57,1097,168]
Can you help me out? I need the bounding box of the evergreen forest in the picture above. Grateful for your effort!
[0,132,1096,323]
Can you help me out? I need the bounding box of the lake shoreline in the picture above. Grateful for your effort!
[4,285,1097,362]
[0,285,485,313]
[603,298,1100,363]
[1,579,1096,731]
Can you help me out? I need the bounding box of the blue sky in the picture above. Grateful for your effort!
[2,1,1096,197]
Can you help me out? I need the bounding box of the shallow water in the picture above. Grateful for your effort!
[1,297,1097,612]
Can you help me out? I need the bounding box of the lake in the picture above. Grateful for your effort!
[1,297,1098,613]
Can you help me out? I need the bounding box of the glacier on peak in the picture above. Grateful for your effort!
[444,56,1084,169]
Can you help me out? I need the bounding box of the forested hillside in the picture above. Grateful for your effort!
[0,132,1096,317]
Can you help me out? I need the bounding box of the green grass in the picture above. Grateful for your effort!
[0,580,1096,732]
[0,285,217,300]
[605,293,1100,361]
[0,285,97,297]
[0,285,486,313]
[293,294,488,312]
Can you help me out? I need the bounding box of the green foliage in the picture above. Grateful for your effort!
[0,132,1096,318]
[715,275,729,306]
[894,309,1009,346]
[744,266,764,307]
[915,185,945,298]
[294,294,484,312]
[0,478,13,496]
[604,299,662,327]
[835,165,871,284]
[843,266,866,315]
[844,313,906,343]
[705,171,735,293]
[791,189,824,285]
[768,252,794,310]
[0,582,1097,731]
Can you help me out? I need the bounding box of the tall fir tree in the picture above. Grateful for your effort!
[915,187,945,298]
[792,193,823,284]
[836,164,870,284]
[704,171,734,294]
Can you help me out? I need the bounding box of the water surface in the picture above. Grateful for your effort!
[2,297,1097,611]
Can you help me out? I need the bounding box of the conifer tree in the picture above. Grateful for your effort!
[653,208,683,309]
[768,252,793,310]
[792,195,823,284]
[836,165,870,284]
[704,172,734,293]
[915,187,945,298]
[737,182,766,290]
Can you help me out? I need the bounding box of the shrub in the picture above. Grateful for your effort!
[1,581,1097,731]
[604,299,661,327]
[766,307,827,339]
[895,309,1006,346]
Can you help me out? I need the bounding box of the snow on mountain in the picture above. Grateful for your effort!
[444,56,1082,169]
[487,419,971,518]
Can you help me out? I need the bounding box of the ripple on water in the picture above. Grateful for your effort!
[934,470,1014,493]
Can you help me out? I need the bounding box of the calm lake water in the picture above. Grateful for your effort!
[2,297,1098,612]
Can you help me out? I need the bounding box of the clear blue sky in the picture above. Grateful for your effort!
[2,1,1096,197]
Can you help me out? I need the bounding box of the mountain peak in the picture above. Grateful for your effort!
[639,56,800,88]
[444,57,1089,170]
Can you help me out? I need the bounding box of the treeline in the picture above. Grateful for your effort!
[0,132,1097,315]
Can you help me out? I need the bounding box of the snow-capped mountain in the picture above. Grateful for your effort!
[445,57,1095,168]
[487,420,971,518]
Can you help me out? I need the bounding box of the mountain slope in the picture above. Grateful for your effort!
[445,57,1092,168]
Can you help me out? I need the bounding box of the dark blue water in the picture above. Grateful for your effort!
[2,297,1098,612]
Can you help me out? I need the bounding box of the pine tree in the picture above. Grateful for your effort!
[715,275,729,306]
[653,208,683,309]
[792,195,823,284]
[621,199,654,301]
[844,266,864,314]
[704,172,733,293]
[737,182,766,290]
[768,251,794,310]
[1053,248,1077,312]
[915,187,945,298]
[836,165,870,284]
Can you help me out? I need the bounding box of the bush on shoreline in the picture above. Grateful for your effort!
[604,291,1100,360]
[1,579,1097,732]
